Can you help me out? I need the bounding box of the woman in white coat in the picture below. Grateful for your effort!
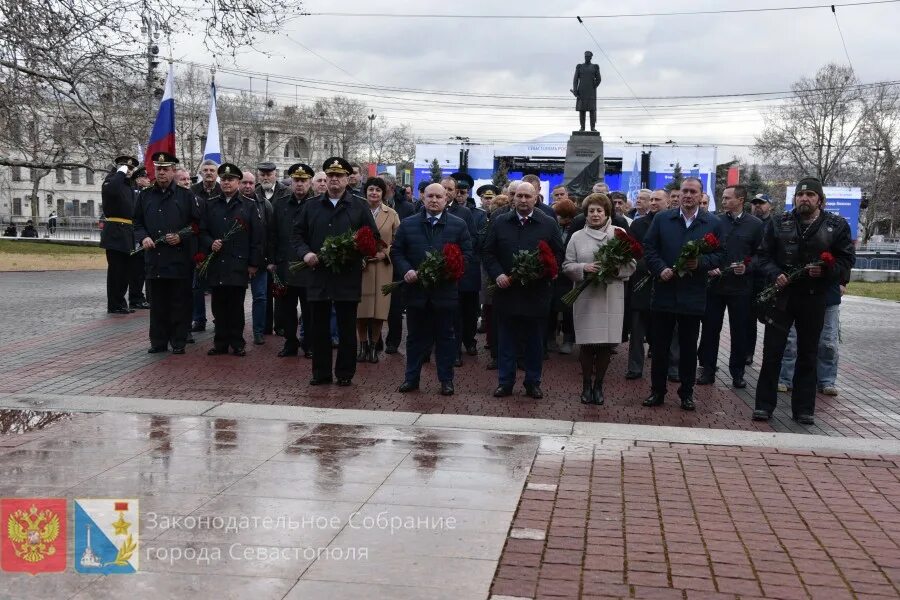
[562,193,636,405]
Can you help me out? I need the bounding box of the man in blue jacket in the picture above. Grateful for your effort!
[642,177,726,410]
[391,183,473,396]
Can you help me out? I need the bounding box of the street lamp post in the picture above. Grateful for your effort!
[367,112,376,166]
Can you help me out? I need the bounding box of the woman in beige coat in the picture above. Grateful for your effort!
[357,177,400,363]
[562,193,636,405]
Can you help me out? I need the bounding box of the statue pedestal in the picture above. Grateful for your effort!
[563,132,604,199]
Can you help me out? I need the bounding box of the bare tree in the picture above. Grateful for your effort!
[0,0,303,171]
[370,119,417,166]
[755,64,866,184]
[854,84,900,241]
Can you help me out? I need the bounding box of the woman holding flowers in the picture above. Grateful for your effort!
[356,177,400,364]
[563,193,636,405]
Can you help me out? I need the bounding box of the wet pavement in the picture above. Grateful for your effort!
[0,408,536,599]
[1,270,899,438]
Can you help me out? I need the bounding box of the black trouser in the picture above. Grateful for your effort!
[484,305,497,359]
[746,287,765,360]
[148,278,192,349]
[128,252,147,304]
[211,285,247,351]
[755,293,827,417]
[546,306,575,345]
[279,285,310,353]
[698,291,750,380]
[406,303,457,384]
[457,291,479,352]
[310,300,358,381]
[105,249,129,311]
[385,290,404,349]
[650,310,702,399]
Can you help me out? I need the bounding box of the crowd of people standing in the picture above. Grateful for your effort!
[100,152,855,425]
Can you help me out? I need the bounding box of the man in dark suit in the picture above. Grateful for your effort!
[133,152,201,354]
[449,172,486,362]
[642,177,726,410]
[291,157,380,387]
[482,182,564,398]
[251,162,285,343]
[101,155,140,315]
[391,183,473,395]
[200,163,263,356]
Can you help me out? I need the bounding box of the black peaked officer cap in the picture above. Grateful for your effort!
[450,171,474,189]
[323,157,352,175]
[115,155,140,168]
[151,152,179,167]
[218,163,243,180]
[477,184,501,198]
[287,163,315,180]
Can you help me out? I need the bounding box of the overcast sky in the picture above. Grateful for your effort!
[173,0,899,161]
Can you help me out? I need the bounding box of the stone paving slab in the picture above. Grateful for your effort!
[490,437,900,600]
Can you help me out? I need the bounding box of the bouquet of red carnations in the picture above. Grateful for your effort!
[488,240,558,292]
[131,222,199,255]
[561,229,643,306]
[381,243,466,295]
[196,217,247,277]
[290,226,379,273]
[674,232,720,276]
[271,270,287,298]
[756,251,836,305]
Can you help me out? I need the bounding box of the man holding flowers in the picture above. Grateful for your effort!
[752,177,854,425]
[642,177,726,411]
[482,181,564,399]
[291,157,381,387]
[390,183,473,396]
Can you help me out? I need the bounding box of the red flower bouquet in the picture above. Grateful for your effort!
[382,243,465,295]
[673,232,720,276]
[757,251,837,305]
[197,217,247,277]
[488,240,558,292]
[131,222,199,255]
[290,226,379,274]
[271,270,287,298]
[562,229,643,306]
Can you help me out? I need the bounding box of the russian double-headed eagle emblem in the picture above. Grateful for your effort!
[7,504,60,563]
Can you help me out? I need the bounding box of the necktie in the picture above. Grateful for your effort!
[520,216,529,227]
[430,217,438,227]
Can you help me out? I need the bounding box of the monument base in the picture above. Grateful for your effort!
[563,132,604,199]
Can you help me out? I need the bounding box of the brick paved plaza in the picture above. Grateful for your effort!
[1,269,899,600]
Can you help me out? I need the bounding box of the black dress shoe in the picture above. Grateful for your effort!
[303,350,313,359]
[336,378,352,386]
[642,393,665,407]
[680,396,696,411]
[440,382,455,396]
[131,301,151,309]
[191,323,206,332]
[147,346,167,354]
[696,369,714,385]
[733,378,747,389]
[398,381,419,393]
[454,356,463,367]
[524,384,544,399]
[667,374,681,383]
[171,347,185,355]
[232,347,246,357]
[109,308,131,315]
[465,345,477,356]
[745,355,754,366]
[493,385,513,397]
[253,334,265,345]
[625,371,642,380]
[309,377,332,385]
[385,345,398,355]
[186,335,195,344]
[795,414,815,425]
[486,359,497,370]
[752,409,772,421]
[207,347,228,356]
[278,347,298,357]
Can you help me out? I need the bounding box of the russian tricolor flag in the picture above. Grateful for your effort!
[144,65,176,180]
